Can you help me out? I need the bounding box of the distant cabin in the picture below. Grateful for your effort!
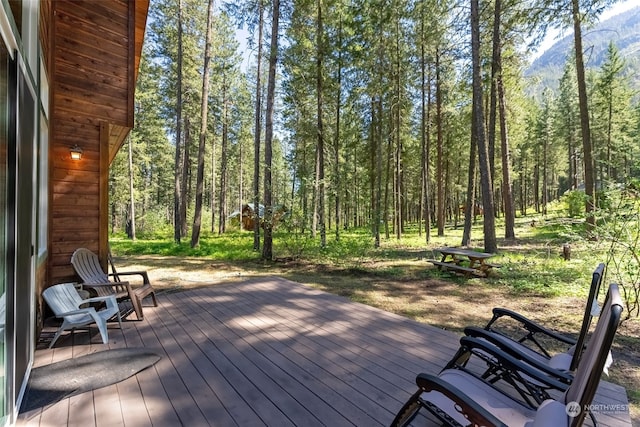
[228,203,289,230]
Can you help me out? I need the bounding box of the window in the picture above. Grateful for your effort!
[0,32,9,426]
[37,113,47,258]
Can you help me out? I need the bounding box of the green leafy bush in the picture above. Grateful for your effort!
[562,190,588,218]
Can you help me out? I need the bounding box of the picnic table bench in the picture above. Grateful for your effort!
[427,247,500,277]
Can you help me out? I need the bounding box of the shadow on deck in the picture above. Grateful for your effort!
[17,277,631,426]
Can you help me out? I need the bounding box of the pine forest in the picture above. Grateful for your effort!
[109,0,640,259]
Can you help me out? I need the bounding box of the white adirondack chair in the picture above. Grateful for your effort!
[43,282,122,348]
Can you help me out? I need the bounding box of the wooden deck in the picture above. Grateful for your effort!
[18,277,631,426]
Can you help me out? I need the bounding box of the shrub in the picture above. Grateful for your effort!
[562,190,588,218]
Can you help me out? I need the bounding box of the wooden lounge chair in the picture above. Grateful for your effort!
[391,282,623,427]
[71,248,158,320]
[43,282,122,348]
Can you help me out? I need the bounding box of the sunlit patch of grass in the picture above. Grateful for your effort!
[111,212,619,299]
[111,231,259,260]
[111,212,639,424]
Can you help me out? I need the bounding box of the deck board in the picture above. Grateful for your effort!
[18,277,631,426]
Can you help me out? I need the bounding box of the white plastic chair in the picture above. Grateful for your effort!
[43,283,122,348]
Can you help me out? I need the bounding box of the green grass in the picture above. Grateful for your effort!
[112,231,257,260]
[110,210,620,300]
[111,209,640,424]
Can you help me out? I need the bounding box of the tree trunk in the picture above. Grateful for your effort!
[253,0,264,251]
[173,0,184,243]
[191,0,214,247]
[394,12,402,240]
[471,0,497,253]
[419,10,429,242]
[436,48,445,237]
[262,0,279,261]
[572,0,595,230]
[543,127,548,215]
[488,0,499,186]
[425,60,432,243]
[210,131,216,232]
[534,152,540,212]
[181,117,190,237]
[313,0,326,248]
[239,140,244,231]
[127,135,136,241]
[334,16,342,242]
[383,129,392,240]
[491,0,514,239]
[374,97,383,248]
[498,73,515,238]
[519,154,527,216]
[218,81,229,234]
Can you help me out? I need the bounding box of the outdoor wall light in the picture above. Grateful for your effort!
[70,144,83,160]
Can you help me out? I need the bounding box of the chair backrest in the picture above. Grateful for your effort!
[570,262,606,370]
[565,283,622,427]
[71,248,110,284]
[107,245,122,282]
[43,283,83,316]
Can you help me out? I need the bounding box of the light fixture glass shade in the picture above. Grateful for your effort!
[70,144,83,160]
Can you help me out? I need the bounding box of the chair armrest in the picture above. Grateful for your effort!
[57,307,98,317]
[488,307,577,346]
[84,281,131,288]
[465,326,555,365]
[82,282,134,299]
[83,295,118,306]
[92,294,119,311]
[108,271,151,284]
[413,373,509,427]
[459,336,572,388]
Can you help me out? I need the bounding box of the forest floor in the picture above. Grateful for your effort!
[116,253,640,425]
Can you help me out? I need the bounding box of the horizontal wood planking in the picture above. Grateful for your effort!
[51,166,100,181]
[51,215,99,229]
[55,66,128,99]
[54,3,128,41]
[52,118,100,136]
[55,26,128,63]
[20,278,632,427]
[51,180,99,196]
[51,193,99,208]
[134,0,149,81]
[54,94,128,126]
[49,0,134,284]
[39,0,51,75]
[54,72,128,102]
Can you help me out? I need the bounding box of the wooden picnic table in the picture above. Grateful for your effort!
[427,247,500,277]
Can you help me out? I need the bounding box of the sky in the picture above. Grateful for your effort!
[532,0,638,59]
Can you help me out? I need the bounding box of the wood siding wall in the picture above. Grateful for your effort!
[48,0,135,284]
[39,0,51,72]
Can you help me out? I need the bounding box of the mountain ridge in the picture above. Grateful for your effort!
[526,6,640,94]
